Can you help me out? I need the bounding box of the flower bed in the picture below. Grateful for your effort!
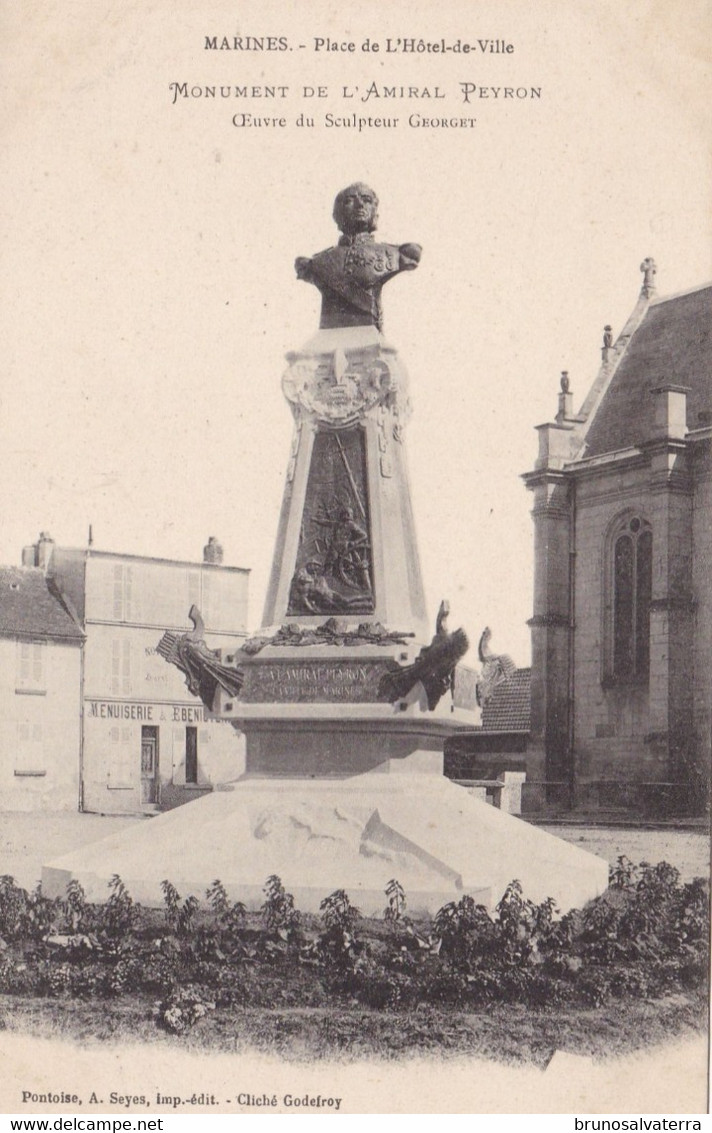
[0,860,707,1036]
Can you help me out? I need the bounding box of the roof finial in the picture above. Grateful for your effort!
[601,324,613,364]
[640,257,657,299]
[556,371,573,423]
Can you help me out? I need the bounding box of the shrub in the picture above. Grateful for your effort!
[0,953,43,995]
[418,967,471,1006]
[495,881,543,966]
[320,889,360,934]
[97,875,139,939]
[206,879,246,937]
[384,879,407,924]
[339,960,417,1009]
[25,884,58,941]
[129,946,180,996]
[261,876,299,936]
[161,881,199,936]
[433,894,495,963]
[318,890,364,969]
[609,855,638,890]
[677,877,709,947]
[0,876,30,941]
[577,968,613,1007]
[0,877,61,943]
[61,880,94,934]
[153,985,215,1033]
[38,959,75,998]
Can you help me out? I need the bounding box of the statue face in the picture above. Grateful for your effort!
[333,184,378,235]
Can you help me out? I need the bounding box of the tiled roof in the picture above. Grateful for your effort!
[582,285,712,459]
[479,667,531,732]
[0,567,84,640]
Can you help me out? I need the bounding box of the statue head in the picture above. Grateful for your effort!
[333,183,379,236]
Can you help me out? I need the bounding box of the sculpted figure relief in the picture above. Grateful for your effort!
[295,183,421,332]
[156,605,244,710]
[378,600,469,711]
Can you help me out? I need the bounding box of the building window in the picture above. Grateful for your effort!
[108,726,132,788]
[185,726,198,784]
[16,640,46,693]
[112,563,133,622]
[187,570,200,614]
[111,638,132,695]
[201,570,214,630]
[15,721,45,775]
[609,515,652,681]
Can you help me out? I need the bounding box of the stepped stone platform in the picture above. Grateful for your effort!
[42,755,609,917]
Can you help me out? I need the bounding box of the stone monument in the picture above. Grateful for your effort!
[179,181,480,777]
[42,186,608,915]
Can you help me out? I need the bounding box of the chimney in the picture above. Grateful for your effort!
[37,531,55,571]
[23,531,55,571]
[203,536,224,565]
[650,385,690,440]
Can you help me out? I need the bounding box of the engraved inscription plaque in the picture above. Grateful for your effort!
[240,660,396,703]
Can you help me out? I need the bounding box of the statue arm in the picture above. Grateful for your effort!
[399,243,422,270]
[295,256,314,281]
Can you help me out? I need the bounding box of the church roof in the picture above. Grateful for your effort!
[0,566,84,640]
[582,284,712,459]
[479,667,531,732]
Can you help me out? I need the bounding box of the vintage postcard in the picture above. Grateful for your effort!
[1,0,710,1118]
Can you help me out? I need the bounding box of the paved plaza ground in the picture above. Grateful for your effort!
[1,808,708,894]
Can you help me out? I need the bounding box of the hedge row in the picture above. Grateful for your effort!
[0,860,708,1032]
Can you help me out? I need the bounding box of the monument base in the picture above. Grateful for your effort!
[214,639,481,776]
[43,754,609,917]
[239,720,449,777]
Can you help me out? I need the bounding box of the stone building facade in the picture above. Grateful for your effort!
[6,534,250,814]
[0,564,84,810]
[523,266,711,813]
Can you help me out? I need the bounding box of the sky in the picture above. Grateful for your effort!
[2,0,711,666]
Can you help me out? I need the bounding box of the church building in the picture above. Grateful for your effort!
[523,263,711,814]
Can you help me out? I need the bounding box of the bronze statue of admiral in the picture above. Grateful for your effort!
[295,183,421,332]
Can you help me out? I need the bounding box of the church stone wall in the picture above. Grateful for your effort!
[572,468,658,797]
[691,441,712,805]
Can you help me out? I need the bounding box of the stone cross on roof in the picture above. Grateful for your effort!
[640,257,657,298]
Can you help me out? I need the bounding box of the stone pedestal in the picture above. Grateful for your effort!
[214,325,480,774]
[265,327,429,636]
[43,753,608,916]
[217,643,478,776]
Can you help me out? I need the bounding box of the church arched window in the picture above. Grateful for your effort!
[607,514,652,681]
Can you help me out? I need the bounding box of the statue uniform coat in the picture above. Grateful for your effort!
[296,233,420,331]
